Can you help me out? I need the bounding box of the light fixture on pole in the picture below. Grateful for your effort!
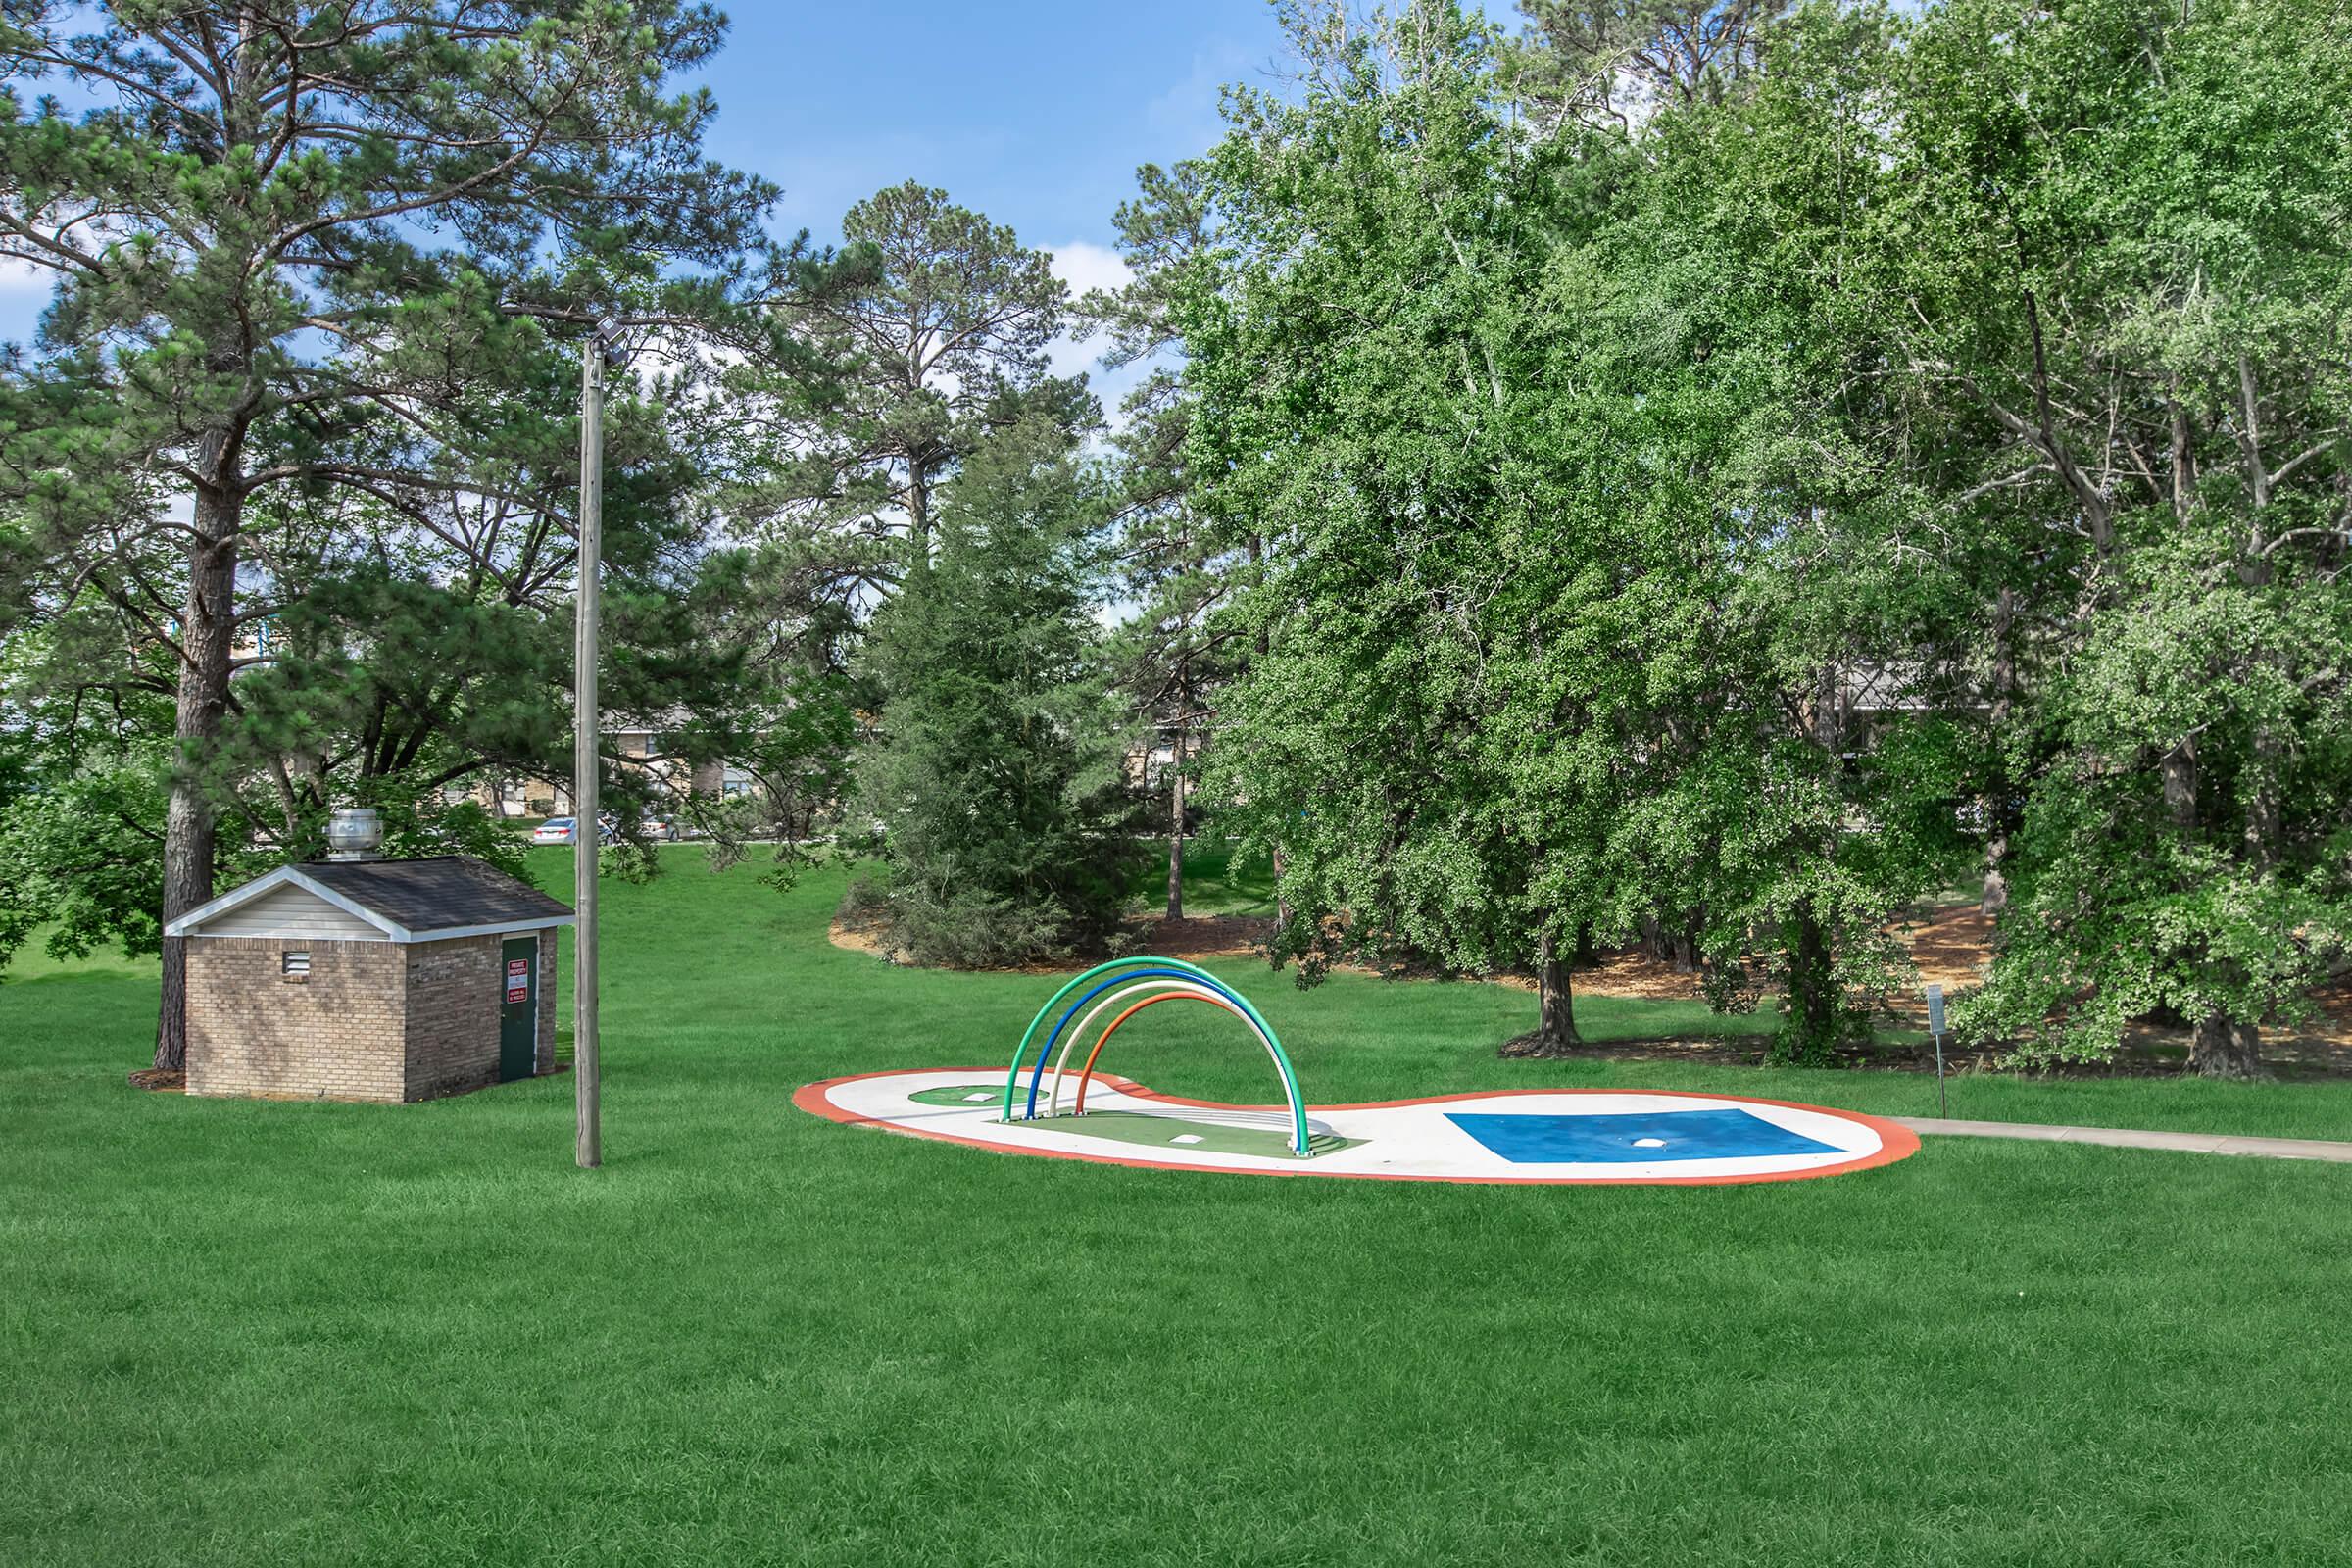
[574,315,625,1170]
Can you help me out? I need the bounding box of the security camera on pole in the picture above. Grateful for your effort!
[575,317,626,1170]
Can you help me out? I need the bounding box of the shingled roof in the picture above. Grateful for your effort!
[165,856,573,944]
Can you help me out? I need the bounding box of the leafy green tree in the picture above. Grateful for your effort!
[1885,0,2352,1074]
[1572,2,1977,1062]
[1174,0,1970,1061]
[1180,1,1629,1051]
[854,418,1145,968]
[0,1,775,1065]
[0,633,173,971]
[1143,0,2342,1076]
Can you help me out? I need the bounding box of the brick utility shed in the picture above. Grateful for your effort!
[165,857,574,1102]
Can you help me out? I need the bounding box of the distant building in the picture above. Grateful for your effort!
[465,713,720,817]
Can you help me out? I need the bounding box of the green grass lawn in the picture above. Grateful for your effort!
[7,849,2352,1565]
[1141,835,1279,916]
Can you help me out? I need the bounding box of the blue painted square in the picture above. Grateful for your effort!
[1444,1108,1840,1164]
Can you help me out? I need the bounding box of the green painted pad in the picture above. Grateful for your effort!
[910,1084,1012,1107]
[1026,1110,1358,1160]
[906,1082,1351,1158]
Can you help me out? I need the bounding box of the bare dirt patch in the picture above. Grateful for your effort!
[1132,914,1274,961]
[828,916,889,959]
[1898,904,1996,994]
[828,907,1276,968]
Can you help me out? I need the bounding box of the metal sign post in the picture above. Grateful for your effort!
[1926,982,1948,1119]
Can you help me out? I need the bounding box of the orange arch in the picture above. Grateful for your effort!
[1072,991,1252,1116]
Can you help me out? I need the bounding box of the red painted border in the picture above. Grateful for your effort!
[790,1068,1923,1187]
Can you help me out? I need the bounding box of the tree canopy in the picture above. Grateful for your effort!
[1149,0,2349,1073]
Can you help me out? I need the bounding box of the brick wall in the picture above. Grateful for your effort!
[403,934,502,1101]
[186,938,408,1102]
[186,928,560,1103]
[537,927,558,1074]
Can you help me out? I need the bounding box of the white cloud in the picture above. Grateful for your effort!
[1045,330,1101,388]
[1043,238,1134,389]
[0,257,55,295]
[1048,239,1133,302]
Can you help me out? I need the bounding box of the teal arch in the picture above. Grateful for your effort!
[1002,956,1311,1156]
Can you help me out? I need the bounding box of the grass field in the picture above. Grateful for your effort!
[7,849,2352,1565]
[1146,836,1280,916]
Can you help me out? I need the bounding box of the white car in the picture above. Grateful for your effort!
[531,817,579,845]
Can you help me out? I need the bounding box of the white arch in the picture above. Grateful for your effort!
[1046,978,1273,1119]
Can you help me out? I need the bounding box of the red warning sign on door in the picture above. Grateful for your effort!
[506,957,529,1004]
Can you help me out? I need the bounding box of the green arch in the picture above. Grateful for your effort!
[1002,956,1311,1156]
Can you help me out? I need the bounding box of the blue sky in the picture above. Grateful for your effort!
[0,2,1294,367]
[696,2,1283,255]
[687,0,1294,396]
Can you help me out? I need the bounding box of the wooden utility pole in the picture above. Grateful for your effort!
[574,330,608,1169]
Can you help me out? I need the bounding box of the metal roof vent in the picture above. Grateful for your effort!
[324,808,384,861]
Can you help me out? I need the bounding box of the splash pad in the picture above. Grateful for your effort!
[795,957,1919,1186]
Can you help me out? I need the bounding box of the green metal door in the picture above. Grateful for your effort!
[499,936,538,1082]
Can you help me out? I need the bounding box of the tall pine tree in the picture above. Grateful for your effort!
[0,2,774,1065]
[855,417,1145,968]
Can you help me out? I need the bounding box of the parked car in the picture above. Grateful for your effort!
[601,809,680,843]
[537,813,676,846]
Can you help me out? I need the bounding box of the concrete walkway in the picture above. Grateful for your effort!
[1899,1116,2352,1164]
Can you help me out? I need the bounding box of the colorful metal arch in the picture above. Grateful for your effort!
[1046,979,1237,1118]
[1072,992,1250,1116]
[1014,963,1280,1122]
[1003,956,1311,1156]
[1005,960,1247,1121]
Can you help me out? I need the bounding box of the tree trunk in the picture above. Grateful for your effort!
[1981,585,2018,917]
[1671,915,1698,974]
[2166,385,2197,523]
[906,457,932,576]
[1164,726,1185,921]
[2191,721,2281,1082]
[2242,728,2282,879]
[156,483,241,1070]
[2162,735,2197,830]
[1776,901,1841,1064]
[2161,734,2263,1078]
[2188,1014,2264,1079]
[1250,536,1286,932]
[1980,841,2011,918]
[1535,929,1580,1052]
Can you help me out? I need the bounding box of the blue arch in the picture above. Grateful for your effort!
[1018,966,1257,1120]
[1000,956,1311,1158]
